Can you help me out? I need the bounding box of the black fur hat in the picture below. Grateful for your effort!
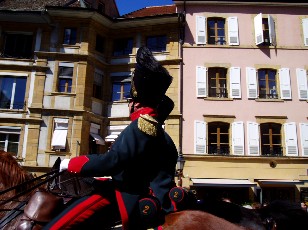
[130,46,173,107]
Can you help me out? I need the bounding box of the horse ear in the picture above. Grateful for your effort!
[52,157,61,171]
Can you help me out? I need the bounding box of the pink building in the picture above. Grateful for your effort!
[175,0,308,204]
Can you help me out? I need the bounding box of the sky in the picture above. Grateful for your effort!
[115,0,174,16]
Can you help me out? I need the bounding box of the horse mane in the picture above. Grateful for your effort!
[0,151,33,192]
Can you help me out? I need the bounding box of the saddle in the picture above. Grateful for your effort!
[17,189,64,230]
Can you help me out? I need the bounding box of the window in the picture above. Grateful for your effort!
[303,18,308,46]
[258,69,277,99]
[0,127,20,156]
[146,35,167,52]
[58,63,73,93]
[111,76,131,101]
[196,66,241,99]
[296,68,308,100]
[208,122,230,155]
[196,16,239,45]
[51,118,68,151]
[0,76,27,109]
[207,18,226,45]
[95,34,105,53]
[194,120,244,155]
[113,38,133,56]
[260,123,282,156]
[2,32,33,59]
[89,123,104,154]
[63,28,77,45]
[300,123,308,156]
[246,67,291,100]
[93,70,103,99]
[208,68,228,98]
[254,13,276,46]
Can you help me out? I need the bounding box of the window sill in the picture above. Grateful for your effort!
[109,100,129,104]
[62,44,80,49]
[204,97,233,101]
[46,150,70,155]
[255,99,284,102]
[50,92,76,96]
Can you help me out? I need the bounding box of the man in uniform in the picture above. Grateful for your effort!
[44,46,178,230]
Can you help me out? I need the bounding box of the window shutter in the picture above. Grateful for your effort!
[227,17,239,45]
[194,120,206,154]
[230,67,241,98]
[246,67,258,98]
[300,123,308,156]
[303,18,308,46]
[279,68,292,99]
[296,68,308,100]
[268,15,276,46]
[247,122,260,155]
[196,16,206,45]
[284,122,298,156]
[196,66,207,97]
[232,121,244,155]
[254,13,264,45]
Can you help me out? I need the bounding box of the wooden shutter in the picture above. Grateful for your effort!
[196,16,206,45]
[196,66,207,97]
[246,67,258,99]
[300,123,308,156]
[268,15,276,46]
[232,121,244,155]
[284,122,298,156]
[230,67,241,98]
[279,68,292,99]
[194,120,207,154]
[254,13,263,45]
[303,18,308,46]
[227,17,239,45]
[296,68,308,100]
[247,122,260,155]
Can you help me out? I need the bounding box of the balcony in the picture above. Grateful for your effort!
[208,146,230,155]
[261,146,283,156]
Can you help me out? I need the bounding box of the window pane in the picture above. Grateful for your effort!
[96,35,105,53]
[59,67,73,77]
[64,28,77,45]
[0,77,13,108]
[113,38,133,56]
[112,83,121,101]
[14,77,27,109]
[4,34,33,59]
[146,35,167,52]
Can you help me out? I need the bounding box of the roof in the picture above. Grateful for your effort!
[123,5,176,19]
[0,0,85,10]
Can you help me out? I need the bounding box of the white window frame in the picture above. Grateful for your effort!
[196,16,206,45]
[58,62,74,93]
[51,118,68,150]
[230,67,241,98]
[284,122,298,156]
[194,120,207,154]
[232,121,244,155]
[296,68,308,100]
[300,123,308,157]
[302,18,308,47]
[0,126,20,156]
[247,122,260,155]
[227,16,239,45]
[278,68,292,99]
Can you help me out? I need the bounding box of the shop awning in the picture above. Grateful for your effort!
[51,129,68,149]
[90,133,105,145]
[256,179,304,185]
[191,178,257,187]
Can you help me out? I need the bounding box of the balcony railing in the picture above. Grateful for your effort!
[208,146,230,155]
[261,146,283,156]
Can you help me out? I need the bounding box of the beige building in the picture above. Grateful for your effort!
[0,1,181,173]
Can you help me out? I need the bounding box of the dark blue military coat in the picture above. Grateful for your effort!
[67,112,178,229]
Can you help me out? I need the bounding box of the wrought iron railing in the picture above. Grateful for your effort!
[261,146,283,156]
[208,146,230,155]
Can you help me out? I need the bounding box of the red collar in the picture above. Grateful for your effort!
[130,107,157,121]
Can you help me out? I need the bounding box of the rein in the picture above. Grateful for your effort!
[0,169,59,196]
[0,170,64,207]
